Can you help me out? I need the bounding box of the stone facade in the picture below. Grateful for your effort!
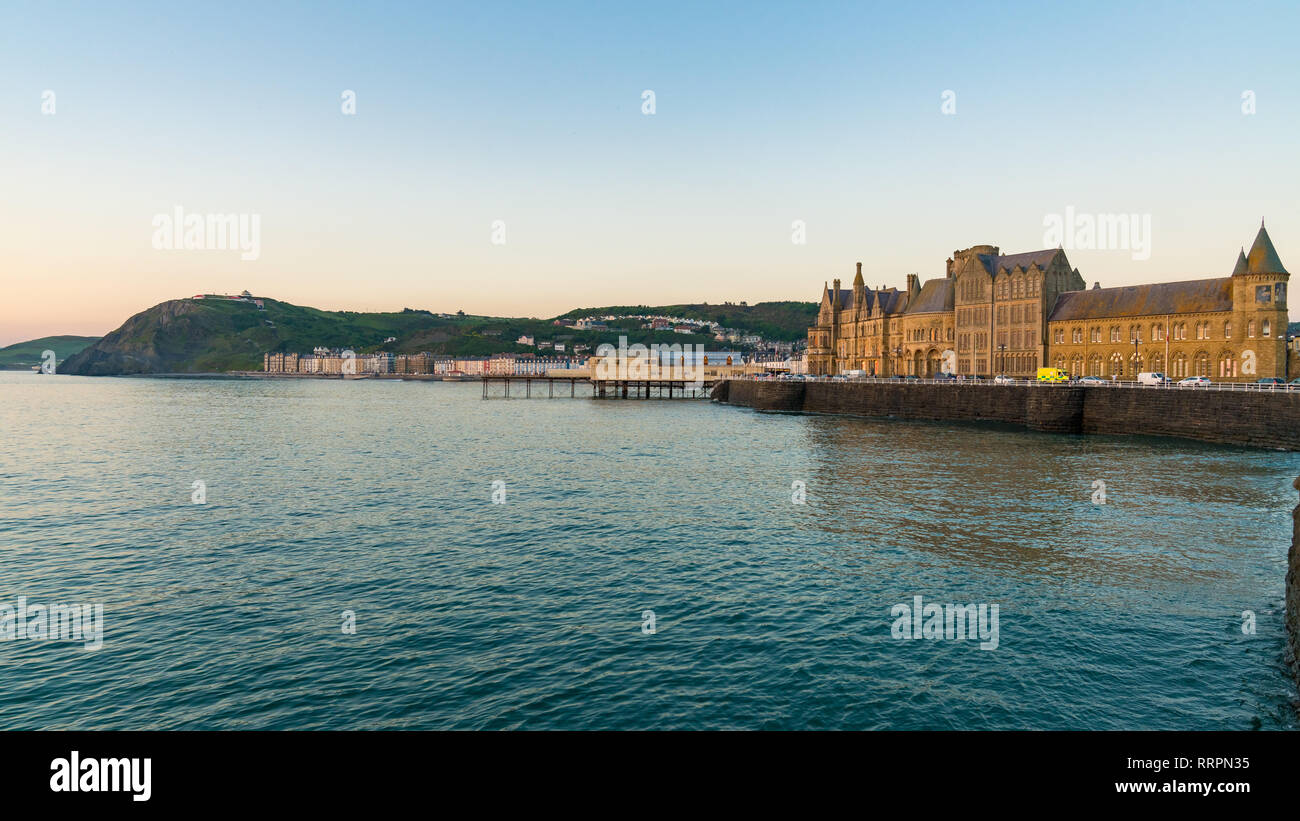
[809,223,1291,382]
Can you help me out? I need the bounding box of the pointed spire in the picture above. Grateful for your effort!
[853,261,864,289]
[1232,247,1248,275]
[1245,220,1289,275]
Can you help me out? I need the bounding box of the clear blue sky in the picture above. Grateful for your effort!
[2,0,1298,344]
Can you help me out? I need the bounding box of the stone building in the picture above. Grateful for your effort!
[1046,223,1289,381]
[808,222,1290,382]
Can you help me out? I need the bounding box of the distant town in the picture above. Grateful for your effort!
[257,300,808,377]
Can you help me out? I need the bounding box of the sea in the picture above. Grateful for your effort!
[1,371,1296,729]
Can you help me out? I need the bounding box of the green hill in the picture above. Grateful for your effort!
[0,335,101,369]
[558,301,817,342]
[60,296,813,376]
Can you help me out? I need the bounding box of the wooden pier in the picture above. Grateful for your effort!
[481,375,714,399]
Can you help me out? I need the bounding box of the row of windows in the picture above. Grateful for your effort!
[959,280,987,301]
[906,327,954,342]
[995,328,1038,349]
[1053,351,1243,378]
[1056,319,1273,345]
[996,304,1038,325]
[996,352,1039,374]
[957,307,990,328]
[995,277,1042,300]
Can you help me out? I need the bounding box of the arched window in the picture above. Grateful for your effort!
[1149,352,1164,373]
[1171,352,1187,377]
[1263,320,1271,337]
[1110,352,1124,378]
[1217,352,1235,378]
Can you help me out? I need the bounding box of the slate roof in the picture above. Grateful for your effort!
[1048,278,1233,322]
[875,288,906,313]
[1232,249,1248,275]
[905,278,954,314]
[1245,223,1289,275]
[979,249,1060,275]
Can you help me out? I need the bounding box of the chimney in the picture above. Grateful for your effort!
[906,273,920,296]
[946,257,954,278]
[856,262,862,276]
[1092,282,1100,290]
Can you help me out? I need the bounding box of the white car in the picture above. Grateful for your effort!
[993,375,1013,384]
[1075,375,1108,386]
[1177,376,1211,387]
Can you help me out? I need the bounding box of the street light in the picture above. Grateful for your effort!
[998,343,1006,375]
[1133,332,1142,382]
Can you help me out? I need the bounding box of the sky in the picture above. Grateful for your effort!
[2,0,1299,346]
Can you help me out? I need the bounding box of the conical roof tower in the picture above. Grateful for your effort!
[1244,221,1289,275]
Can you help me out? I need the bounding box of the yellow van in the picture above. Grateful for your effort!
[1036,367,1069,383]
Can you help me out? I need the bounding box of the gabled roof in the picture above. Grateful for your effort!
[979,249,1060,276]
[1048,278,1233,322]
[1245,222,1289,275]
[904,278,954,314]
[874,288,906,314]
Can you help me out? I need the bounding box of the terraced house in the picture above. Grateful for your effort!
[807,222,1291,382]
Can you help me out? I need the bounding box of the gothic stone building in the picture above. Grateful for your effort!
[807,222,1290,382]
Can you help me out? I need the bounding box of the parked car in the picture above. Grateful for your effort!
[1137,372,1171,386]
[993,374,1013,384]
[934,372,957,381]
[1255,377,1285,387]
[1076,375,1108,386]
[1287,378,1300,390]
[1177,376,1212,387]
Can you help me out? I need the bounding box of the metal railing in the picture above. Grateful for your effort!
[742,375,1299,392]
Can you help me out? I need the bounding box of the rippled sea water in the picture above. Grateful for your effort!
[1,371,1296,729]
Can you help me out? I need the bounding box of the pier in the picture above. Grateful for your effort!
[481,375,714,399]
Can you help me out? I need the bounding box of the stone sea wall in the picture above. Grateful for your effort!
[712,379,1300,451]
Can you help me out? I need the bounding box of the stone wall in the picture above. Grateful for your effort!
[1290,478,1300,689]
[713,379,1300,451]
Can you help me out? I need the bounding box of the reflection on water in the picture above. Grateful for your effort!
[0,372,1295,729]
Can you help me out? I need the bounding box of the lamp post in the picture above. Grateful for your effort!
[893,346,901,378]
[998,343,1006,376]
[1133,332,1142,382]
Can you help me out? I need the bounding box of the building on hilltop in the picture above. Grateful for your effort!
[807,222,1291,382]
